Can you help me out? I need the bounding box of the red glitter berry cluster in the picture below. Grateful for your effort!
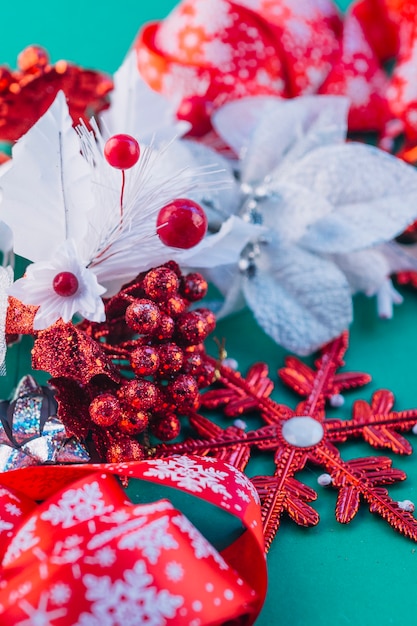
[82,261,216,461]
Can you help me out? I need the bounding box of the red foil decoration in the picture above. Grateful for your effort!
[0,456,266,625]
[0,45,113,143]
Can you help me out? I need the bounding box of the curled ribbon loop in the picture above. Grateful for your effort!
[0,456,266,625]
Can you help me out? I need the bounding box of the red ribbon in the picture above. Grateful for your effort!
[0,456,266,625]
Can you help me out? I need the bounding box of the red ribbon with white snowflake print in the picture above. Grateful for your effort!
[0,456,266,625]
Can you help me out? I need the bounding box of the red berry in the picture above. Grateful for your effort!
[195,307,216,333]
[130,346,160,376]
[157,343,184,376]
[176,311,210,346]
[118,379,160,410]
[168,374,200,412]
[150,414,181,441]
[160,294,187,318]
[156,199,207,249]
[107,437,144,463]
[154,314,175,340]
[125,299,161,334]
[176,96,213,137]
[119,409,149,435]
[52,271,79,297]
[89,393,121,427]
[104,134,140,170]
[143,267,179,301]
[181,273,208,302]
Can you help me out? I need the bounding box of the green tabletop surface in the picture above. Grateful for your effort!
[2,1,417,625]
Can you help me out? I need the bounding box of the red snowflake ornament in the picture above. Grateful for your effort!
[156,332,417,550]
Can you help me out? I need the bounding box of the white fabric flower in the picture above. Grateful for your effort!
[9,240,106,330]
[206,94,417,354]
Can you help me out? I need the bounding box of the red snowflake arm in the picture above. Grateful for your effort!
[311,443,417,540]
[251,447,312,552]
[326,389,417,454]
[279,332,371,411]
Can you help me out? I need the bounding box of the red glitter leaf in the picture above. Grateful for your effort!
[0,46,112,142]
[32,320,119,385]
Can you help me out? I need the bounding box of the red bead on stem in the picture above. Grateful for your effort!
[156,198,207,249]
[104,134,140,170]
[52,271,79,297]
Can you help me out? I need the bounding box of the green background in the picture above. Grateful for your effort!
[1,1,416,625]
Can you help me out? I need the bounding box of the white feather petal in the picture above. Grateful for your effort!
[0,91,94,262]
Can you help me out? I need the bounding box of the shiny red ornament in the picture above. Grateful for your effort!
[89,393,121,427]
[52,271,79,297]
[142,267,179,301]
[156,198,207,249]
[125,298,161,333]
[0,45,112,143]
[104,134,140,170]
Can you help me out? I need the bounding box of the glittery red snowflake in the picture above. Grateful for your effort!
[156,332,417,550]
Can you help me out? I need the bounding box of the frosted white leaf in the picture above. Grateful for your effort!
[0,91,94,262]
[100,50,190,144]
[0,266,12,374]
[261,183,333,244]
[286,144,417,253]
[213,95,349,184]
[203,264,247,318]
[243,242,352,355]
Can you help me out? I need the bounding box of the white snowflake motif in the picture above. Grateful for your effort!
[3,516,39,565]
[16,592,67,626]
[85,546,117,567]
[236,489,251,503]
[191,0,235,36]
[347,75,371,107]
[225,464,260,505]
[131,501,173,517]
[4,502,22,516]
[51,535,84,565]
[172,514,228,570]
[202,39,234,66]
[40,481,114,529]
[74,560,183,626]
[49,583,72,605]
[0,518,14,533]
[143,457,232,500]
[118,516,179,564]
[165,561,184,582]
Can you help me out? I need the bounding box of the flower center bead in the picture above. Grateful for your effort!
[52,271,79,297]
[156,198,207,249]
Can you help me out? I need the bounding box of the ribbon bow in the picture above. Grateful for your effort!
[0,455,266,625]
